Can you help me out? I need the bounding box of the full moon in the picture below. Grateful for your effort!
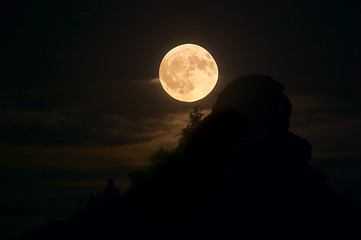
[159,44,218,102]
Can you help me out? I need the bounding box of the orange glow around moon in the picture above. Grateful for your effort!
[159,44,219,102]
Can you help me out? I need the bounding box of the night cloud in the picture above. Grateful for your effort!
[1,77,360,160]
[0,76,218,146]
[289,94,361,158]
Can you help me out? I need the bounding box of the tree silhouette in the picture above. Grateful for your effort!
[129,106,205,189]
[149,147,174,169]
[179,105,204,146]
[104,178,120,201]
[128,147,176,189]
[85,194,98,211]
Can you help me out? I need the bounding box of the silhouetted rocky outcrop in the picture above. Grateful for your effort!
[131,75,361,237]
[19,75,361,239]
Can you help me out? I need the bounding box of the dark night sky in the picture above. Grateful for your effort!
[1,0,361,238]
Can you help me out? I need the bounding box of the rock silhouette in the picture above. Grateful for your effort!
[132,75,361,237]
[20,75,360,239]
